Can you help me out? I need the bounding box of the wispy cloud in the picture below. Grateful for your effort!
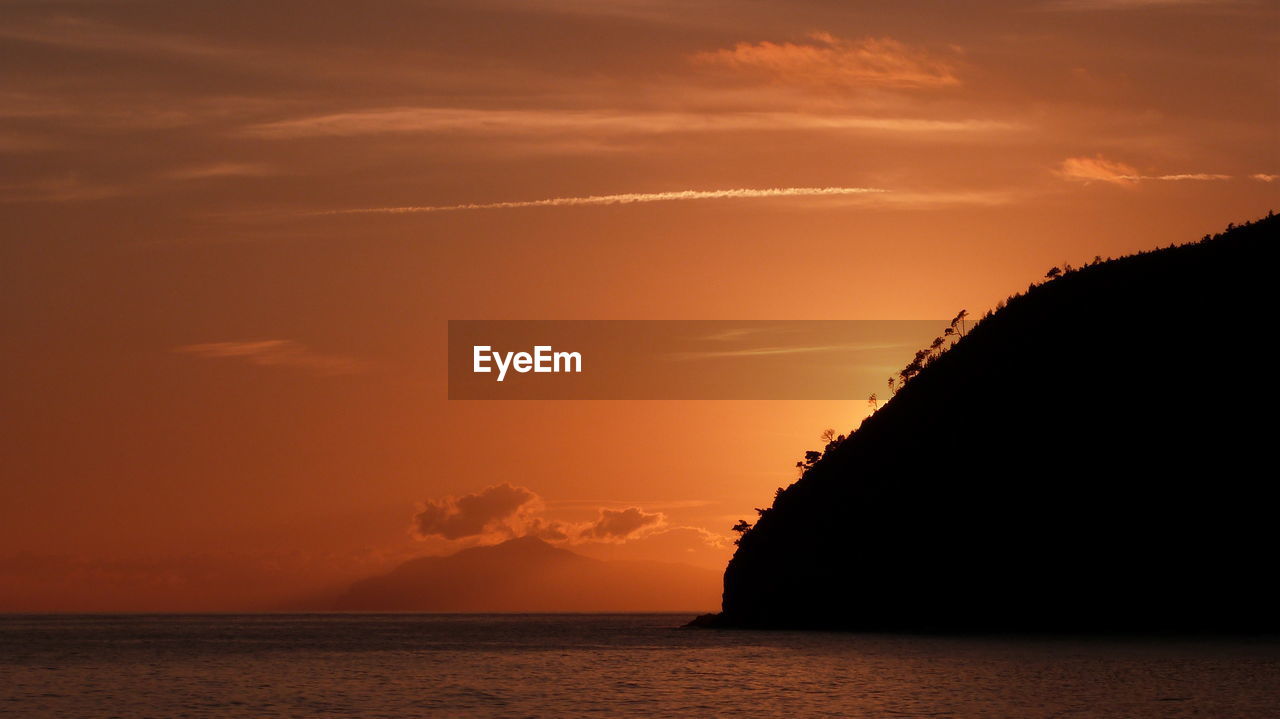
[163,163,276,181]
[692,32,961,89]
[1058,155,1232,184]
[1146,173,1234,181]
[240,107,1015,139]
[1058,155,1142,184]
[544,498,715,510]
[1043,0,1245,9]
[319,186,888,215]
[862,189,1019,208]
[1,164,278,204]
[1251,173,1278,182]
[0,130,57,153]
[667,342,905,361]
[411,483,668,545]
[0,174,129,203]
[699,326,795,342]
[174,340,363,376]
[0,16,237,59]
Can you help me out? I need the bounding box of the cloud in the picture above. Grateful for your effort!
[409,484,670,545]
[700,327,792,342]
[174,340,364,376]
[1058,155,1232,184]
[578,507,667,543]
[320,186,888,215]
[0,130,56,153]
[304,186,1022,218]
[240,107,1014,139]
[1058,155,1141,184]
[1148,173,1233,181]
[524,508,667,544]
[692,32,960,89]
[1,163,277,205]
[1043,0,1243,9]
[164,163,276,181]
[545,498,714,510]
[570,526,733,570]
[0,174,129,203]
[1251,173,1278,182]
[667,342,905,361]
[522,517,573,543]
[671,525,732,550]
[0,16,237,60]
[412,483,541,541]
[862,189,1020,208]
[0,91,295,132]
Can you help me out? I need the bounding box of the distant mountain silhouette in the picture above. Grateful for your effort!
[697,214,1279,631]
[334,536,719,612]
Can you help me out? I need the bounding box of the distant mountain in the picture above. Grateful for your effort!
[699,214,1279,631]
[333,536,719,612]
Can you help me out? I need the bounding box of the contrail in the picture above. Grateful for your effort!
[1122,173,1232,182]
[322,186,889,215]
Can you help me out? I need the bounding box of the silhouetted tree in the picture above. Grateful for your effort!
[868,393,878,411]
[899,348,932,386]
[1046,266,1062,279]
[795,450,823,475]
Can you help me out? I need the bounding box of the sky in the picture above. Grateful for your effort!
[1,0,1277,611]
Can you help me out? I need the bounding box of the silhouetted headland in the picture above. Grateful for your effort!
[694,214,1279,631]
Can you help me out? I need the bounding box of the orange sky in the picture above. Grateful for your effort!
[1,0,1277,611]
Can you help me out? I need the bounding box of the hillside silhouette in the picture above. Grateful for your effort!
[334,537,719,612]
[699,214,1279,631]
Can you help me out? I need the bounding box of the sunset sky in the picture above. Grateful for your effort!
[2,0,1276,610]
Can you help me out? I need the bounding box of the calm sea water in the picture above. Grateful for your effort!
[2,614,1278,718]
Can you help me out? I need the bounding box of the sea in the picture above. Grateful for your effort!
[2,614,1278,718]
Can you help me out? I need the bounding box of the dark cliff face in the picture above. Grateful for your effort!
[718,215,1279,631]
